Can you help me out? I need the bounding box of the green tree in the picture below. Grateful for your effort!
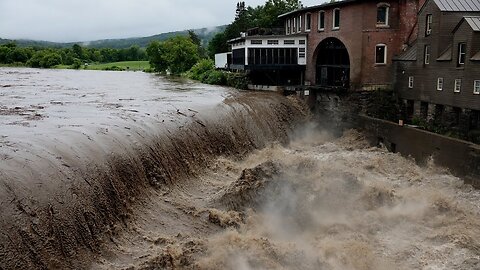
[72,44,84,60]
[147,36,200,74]
[72,58,82,69]
[207,32,229,58]
[146,41,168,72]
[27,50,62,68]
[41,52,62,67]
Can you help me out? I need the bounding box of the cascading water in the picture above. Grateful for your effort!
[0,68,479,270]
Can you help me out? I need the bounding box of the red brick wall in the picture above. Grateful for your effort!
[285,0,421,90]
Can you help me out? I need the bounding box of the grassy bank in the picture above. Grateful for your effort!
[85,61,150,71]
[54,61,151,71]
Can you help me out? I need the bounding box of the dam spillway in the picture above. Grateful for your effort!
[0,68,479,270]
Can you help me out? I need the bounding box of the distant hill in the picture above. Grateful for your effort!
[0,26,226,49]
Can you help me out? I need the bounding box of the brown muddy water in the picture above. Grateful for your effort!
[1,68,480,270]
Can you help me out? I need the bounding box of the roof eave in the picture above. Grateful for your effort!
[278,0,360,18]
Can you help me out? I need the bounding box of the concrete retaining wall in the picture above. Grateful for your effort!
[357,115,480,187]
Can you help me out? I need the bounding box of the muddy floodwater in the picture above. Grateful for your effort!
[1,68,480,270]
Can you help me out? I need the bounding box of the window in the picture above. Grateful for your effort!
[375,44,387,64]
[333,8,340,29]
[284,40,295,45]
[474,80,480,94]
[437,78,443,91]
[318,11,325,31]
[408,76,414,88]
[426,14,432,36]
[251,40,262,45]
[458,43,466,67]
[424,45,430,65]
[299,48,305,58]
[377,4,389,26]
[293,17,296,33]
[298,15,302,32]
[299,40,306,45]
[305,13,311,31]
[454,79,462,93]
[286,19,291,34]
[267,40,279,45]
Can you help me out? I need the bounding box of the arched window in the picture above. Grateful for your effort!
[375,44,387,64]
[377,3,390,27]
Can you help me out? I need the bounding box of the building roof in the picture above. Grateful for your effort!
[437,45,452,61]
[464,16,480,31]
[453,16,480,33]
[393,45,417,61]
[432,0,480,12]
[279,0,359,18]
[471,50,480,60]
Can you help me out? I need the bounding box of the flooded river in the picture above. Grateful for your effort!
[0,68,479,270]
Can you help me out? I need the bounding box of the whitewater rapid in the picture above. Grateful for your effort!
[94,128,480,270]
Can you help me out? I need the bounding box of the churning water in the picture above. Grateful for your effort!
[0,68,479,270]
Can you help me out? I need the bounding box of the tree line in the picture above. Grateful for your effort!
[0,42,147,68]
[146,0,301,74]
[0,0,300,72]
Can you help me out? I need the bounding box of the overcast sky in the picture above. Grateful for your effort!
[0,0,320,42]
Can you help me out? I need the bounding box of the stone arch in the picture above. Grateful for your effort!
[314,37,350,89]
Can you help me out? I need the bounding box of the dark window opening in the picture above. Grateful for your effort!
[306,13,312,31]
[248,48,298,66]
[470,110,479,129]
[315,38,350,88]
[375,45,386,64]
[453,107,462,126]
[232,49,245,65]
[318,11,325,30]
[333,9,340,29]
[377,6,388,25]
[420,102,428,119]
[406,100,414,121]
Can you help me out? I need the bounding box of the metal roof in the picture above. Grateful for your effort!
[433,0,480,12]
[471,51,480,61]
[464,16,480,31]
[437,45,452,61]
[393,45,417,61]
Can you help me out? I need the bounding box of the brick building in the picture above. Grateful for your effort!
[394,0,480,140]
[223,0,425,90]
[280,0,423,90]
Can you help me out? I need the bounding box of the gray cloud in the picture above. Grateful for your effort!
[0,0,319,42]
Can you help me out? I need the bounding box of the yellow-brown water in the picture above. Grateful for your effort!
[1,68,479,270]
[94,128,480,270]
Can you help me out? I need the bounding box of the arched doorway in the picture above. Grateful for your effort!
[315,38,350,88]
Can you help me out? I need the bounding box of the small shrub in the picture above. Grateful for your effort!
[72,58,82,69]
[204,70,226,85]
[103,66,125,71]
[188,59,215,81]
[226,72,249,89]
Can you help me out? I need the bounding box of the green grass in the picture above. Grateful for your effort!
[85,61,150,71]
